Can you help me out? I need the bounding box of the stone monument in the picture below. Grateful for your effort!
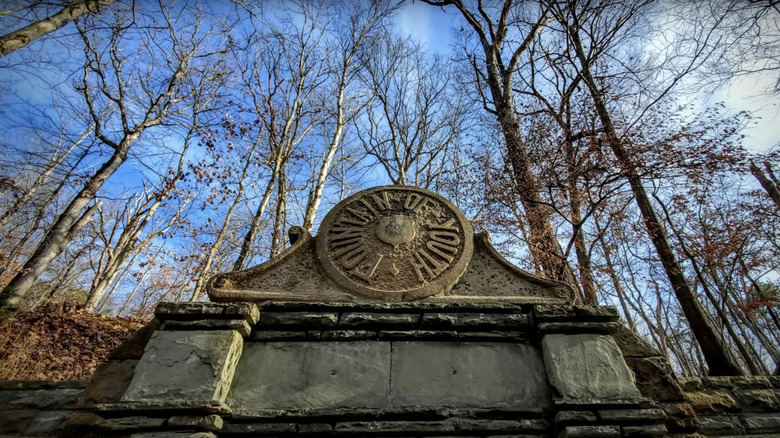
[65,185,769,438]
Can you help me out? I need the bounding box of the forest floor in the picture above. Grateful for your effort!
[0,302,145,381]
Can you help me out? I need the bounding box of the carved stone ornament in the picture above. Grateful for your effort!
[206,185,576,304]
[315,186,474,300]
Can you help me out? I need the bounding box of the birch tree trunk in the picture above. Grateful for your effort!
[0,0,118,58]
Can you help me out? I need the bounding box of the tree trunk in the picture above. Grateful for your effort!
[567,20,742,375]
[749,160,780,208]
[0,0,118,58]
[0,142,128,315]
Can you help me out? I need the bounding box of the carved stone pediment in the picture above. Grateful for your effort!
[207,186,575,304]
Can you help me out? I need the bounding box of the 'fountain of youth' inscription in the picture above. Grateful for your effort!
[315,186,473,300]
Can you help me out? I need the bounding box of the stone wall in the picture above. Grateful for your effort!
[0,380,87,437]
[3,301,780,437]
[680,376,780,437]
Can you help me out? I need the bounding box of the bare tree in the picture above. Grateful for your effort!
[421,0,578,288]
[0,0,119,58]
[0,2,227,315]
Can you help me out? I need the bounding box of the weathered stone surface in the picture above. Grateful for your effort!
[155,301,259,324]
[316,186,474,301]
[421,312,529,328]
[454,418,543,432]
[732,375,772,389]
[537,321,620,334]
[98,415,166,431]
[377,330,458,340]
[742,413,780,433]
[612,325,661,358]
[24,410,71,435]
[340,312,421,326]
[299,423,334,433]
[167,414,223,431]
[130,432,217,438]
[0,388,83,409]
[680,377,703,391]
[684,390,738,413]
[250,330,308,340]
[0,408,37,434]
[121,330,243,406]
[621,424,667,437]
[559,425,620,438]
[542,334,641,401]
[258,311,338,326]
[79,360,137,407]
[555,410,598,425]
[163,319,251,337]
[228,341,390,412]
[598,408,666,423]
[108,319,162,360]
[221,422,297,433]
[320,330,378,340]
[333,420,456,433]
[533,305,619,322]
[697,414,744,434]
[625,356,686,402]
[659,402,699,433]
[734,389,780,412]
[390,342,551,408]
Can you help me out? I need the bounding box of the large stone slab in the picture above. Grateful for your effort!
[390,342,550,408]
[227,341,390,412]
[121,330,243,406]
[542,334,641,401]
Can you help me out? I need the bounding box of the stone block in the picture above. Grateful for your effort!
[24,410,71,435]
[299,423,334,433]
[108,320,161,360]
[0,408,37,434]
[79,360,137,406]
[421,312,529,328]
[742,413,780,433]
[624,356,686,402]
[221,422,297,434]
[250,330,308,340]
[542,334,641,401]
[390,342,551,408]
[378,330,458,340]
[680,377,703,391]
[320,330,378,340]
[684,390,738,413]
[455,418,540,432]
[559,425,620,438]
[155,301,259,324]
[533,305,618,322]
[227,341,390,412]
[258,311,338,326]
[659,402,699,433]
[555,410,598,425]
[333,420,456,434]
[340,312,420,326]
[732,375,772,389]
[612,324,661,358]
[734,389,780,412]
[598,408,666,423]
[167,415,223,431]
[131,433,217,438]
[163,319,251,337]
[698,414,744,435]
[98,415,166,431]
[621,424,667,437]
[121,330,243,406]
[0,388,83,409]
[538,321,620,334]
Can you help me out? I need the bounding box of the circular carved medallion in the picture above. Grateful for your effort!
[315,186,473,300]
